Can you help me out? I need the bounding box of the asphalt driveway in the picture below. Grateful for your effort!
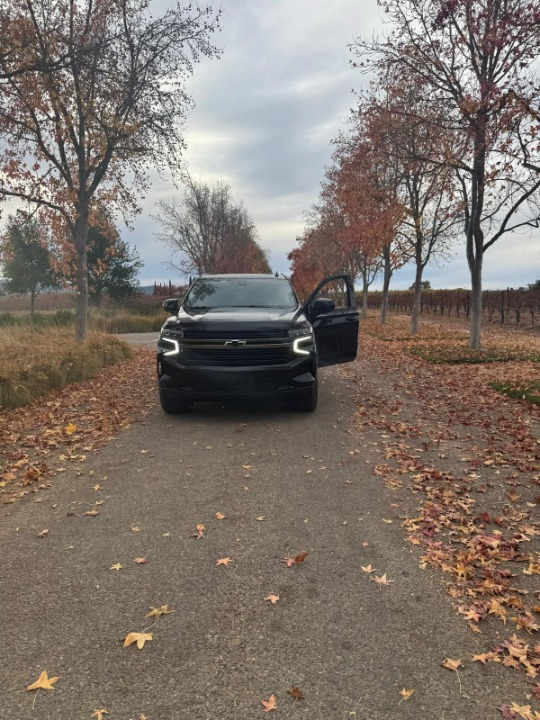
[0,360,529,719]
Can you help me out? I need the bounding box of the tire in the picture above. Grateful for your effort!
[295,377,318,412]
[159,386,191,414]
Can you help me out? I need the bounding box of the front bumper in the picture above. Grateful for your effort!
[157,355,316,402]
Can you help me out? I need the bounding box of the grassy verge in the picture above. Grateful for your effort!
[0,309,164,333]
[490,379,540,406]
[0,327,133,409]
[408,340,540,364]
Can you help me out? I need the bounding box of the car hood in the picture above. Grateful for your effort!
[180,306,299,323]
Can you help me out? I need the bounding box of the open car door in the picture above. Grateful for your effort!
[304,274,359,367]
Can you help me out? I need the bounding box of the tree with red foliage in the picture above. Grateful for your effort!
[361,76,462,334]
[352,0,540,348]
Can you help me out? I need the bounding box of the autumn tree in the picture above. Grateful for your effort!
[361,78,462,334]
[155,176,271,276]
[0,215,58,316]
[332,122,406,324]
[0,0,221,340]
[352,0,540,348]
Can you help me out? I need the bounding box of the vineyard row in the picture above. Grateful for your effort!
[366,288,540,327]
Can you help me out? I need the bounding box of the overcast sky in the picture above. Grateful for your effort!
[131,0,540,290]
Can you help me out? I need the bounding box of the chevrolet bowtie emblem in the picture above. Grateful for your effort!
[224,340,247,346]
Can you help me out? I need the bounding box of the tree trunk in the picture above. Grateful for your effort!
[362,274,368,320]
[30,287,36,320]
[380,245,392,325]
[469,252,483,349]
[74,210,89,341]
[411,263,424,336]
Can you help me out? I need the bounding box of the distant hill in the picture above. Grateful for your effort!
[138,285,156,296]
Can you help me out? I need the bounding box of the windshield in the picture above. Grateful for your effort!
[184,277,298,309]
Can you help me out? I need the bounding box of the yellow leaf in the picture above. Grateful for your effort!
[134,557,146,564]
[382,519,393,524]
[215,512,226,520]
[109,563,123,571]
[64,423,77,435]
[361,564,375,573]
[442,657,462,671]
[26,670,60,691]
[400,688,415,702]
[265,594,280,604]
[256,516,266,521]
[123,632,153,649]
[91,710,110,720]
[85,509,99,517]
[146,604,174,619]
[216,557,232,567]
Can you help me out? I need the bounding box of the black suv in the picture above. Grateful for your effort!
[157,273,358,413]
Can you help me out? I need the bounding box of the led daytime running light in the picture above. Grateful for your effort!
[293,335,313,355]
[162,337,180,356]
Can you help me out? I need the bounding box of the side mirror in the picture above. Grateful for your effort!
[308,297,335,318]
[162,298,180,315]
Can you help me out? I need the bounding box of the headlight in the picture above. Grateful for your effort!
[160,337,181,356]
[292,335,314,356]
[289,322,311,337]
[161,321,184,338]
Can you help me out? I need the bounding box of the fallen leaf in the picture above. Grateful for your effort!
[472,652,501,665]
[242,465,252,470]
[372,574,393,586]
[361,564,375,573]
[64,423,77,435]
[400,688,415,702]
[109,563,123,571]
[93,484,102,491]
[194,523,205,539]
[123,632,152,649]
[132,526,142,532]
[146,604,174,619]
[265,594,280,604]
[216,557,232,567]
[134,557,146,564]
[442,658,462,671]
[215,512,226,520]
[26,670,60,691]
[91,710,110,720]
[85,509,99,517]
[287,687,305,700]
[38,529,48,538]
[256,516,266,521]
[382,519,393,524]
[261,694,277,712]
[281,551,308,567]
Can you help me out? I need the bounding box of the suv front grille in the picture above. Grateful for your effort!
[181,347,291,367]
[183,328,288,340]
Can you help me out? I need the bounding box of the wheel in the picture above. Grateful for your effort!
[159,386,191,414]
[294,377,318,412]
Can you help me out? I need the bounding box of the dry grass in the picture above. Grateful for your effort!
[0,327,133,409]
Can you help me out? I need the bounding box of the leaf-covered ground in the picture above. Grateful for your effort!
[0,348,155,505]
[2,320,540,718]
[345,315,540,718]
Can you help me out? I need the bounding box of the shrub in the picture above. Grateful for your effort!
[0,328,133,409]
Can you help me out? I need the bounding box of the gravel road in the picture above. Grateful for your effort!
[0,344,528,719]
